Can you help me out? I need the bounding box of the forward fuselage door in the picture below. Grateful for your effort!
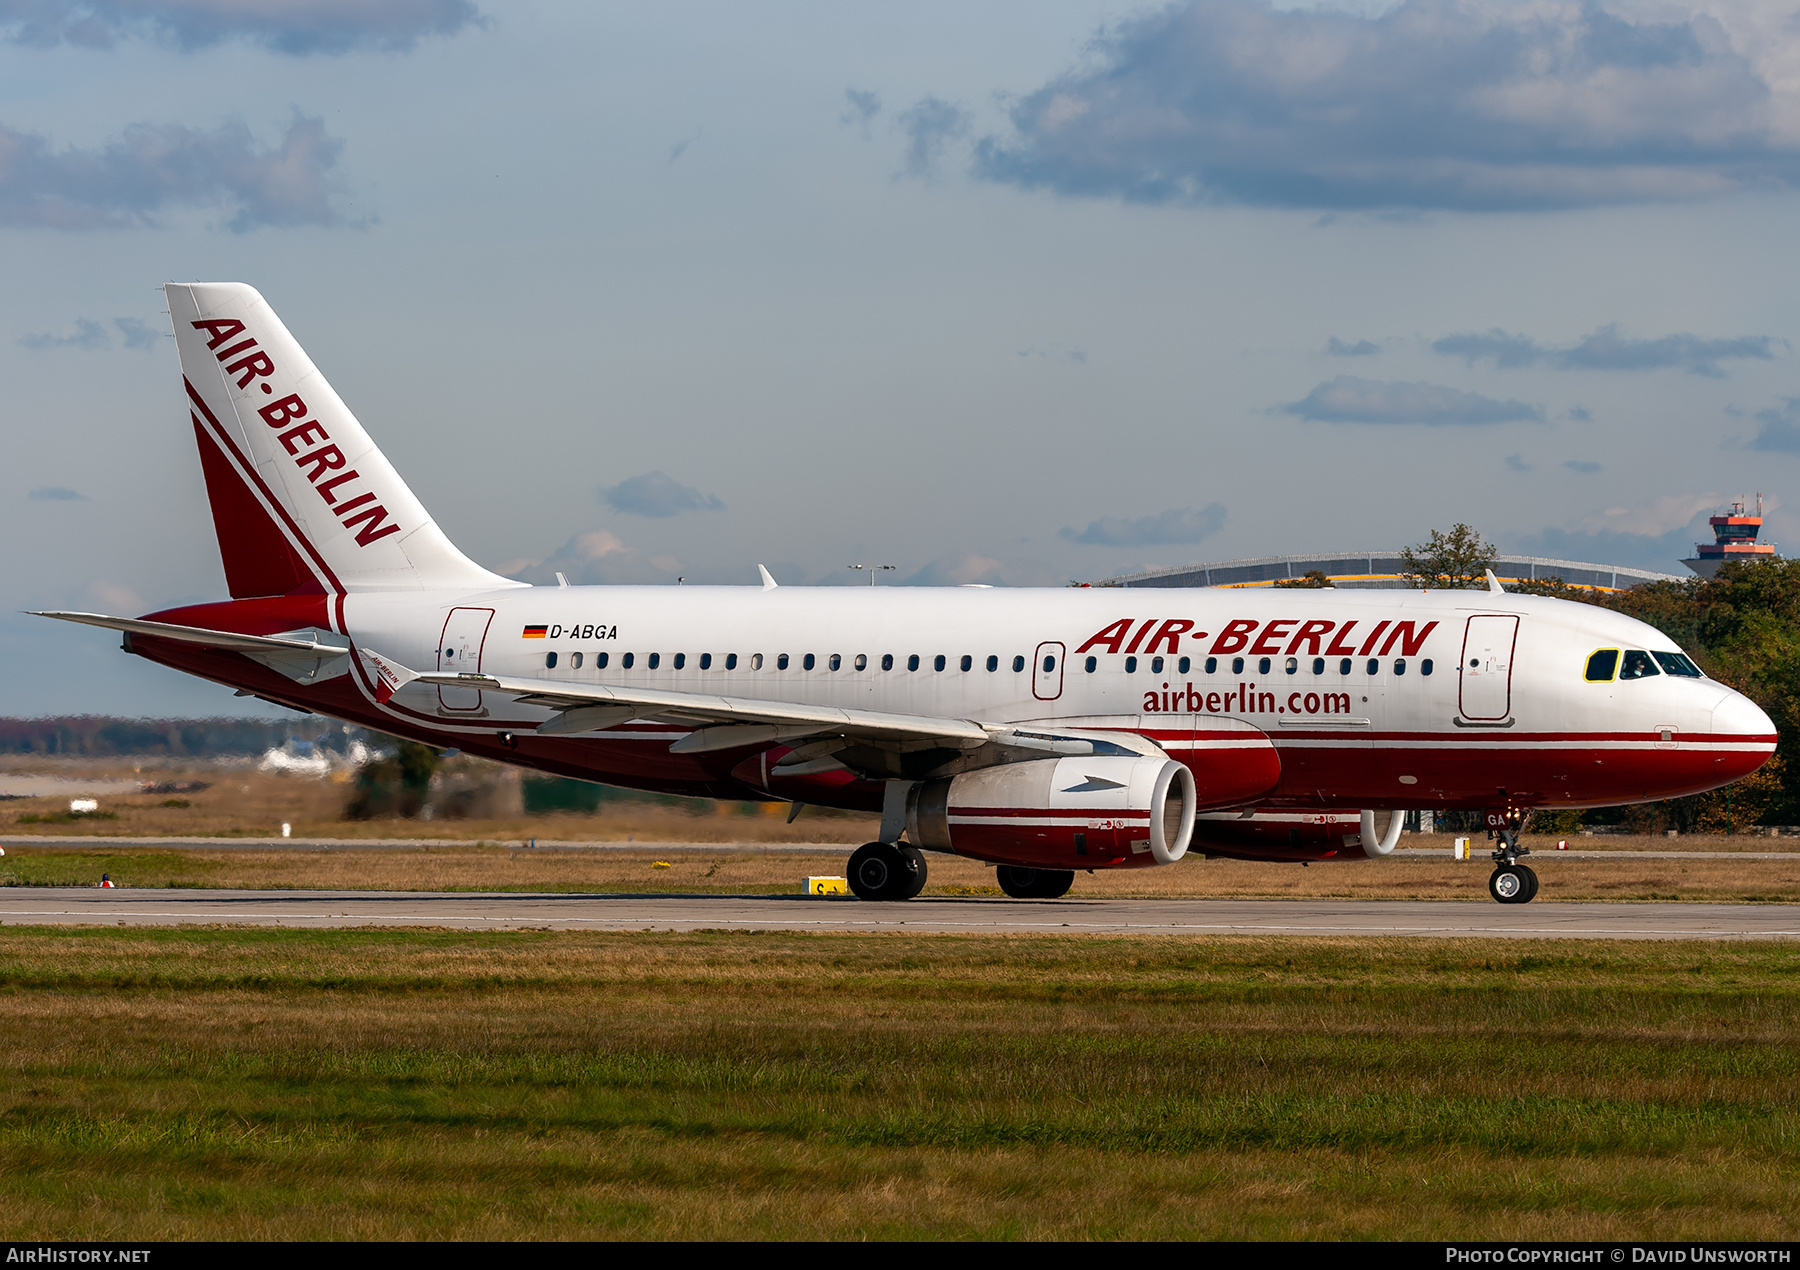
[1459,614,1519,721]
[1034,641,1066,701]
[437,607,494,712]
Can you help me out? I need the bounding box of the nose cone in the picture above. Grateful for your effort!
[1711,689,1778,785]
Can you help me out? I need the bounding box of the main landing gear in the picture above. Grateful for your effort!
[846,841,928,901]
[995,866,1074,899]
[1486,808,1539,904]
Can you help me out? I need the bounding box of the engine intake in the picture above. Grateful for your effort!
[907,755,1196,869]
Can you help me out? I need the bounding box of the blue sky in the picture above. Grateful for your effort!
[6,0,1800,715]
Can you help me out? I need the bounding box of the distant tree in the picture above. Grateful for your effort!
[344,739,442,820]
[1275,570,1332,589]
[1400,523,1498,590]
[1507,575,1575,597]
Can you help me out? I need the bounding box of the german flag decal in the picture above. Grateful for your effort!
[522,624,548,639]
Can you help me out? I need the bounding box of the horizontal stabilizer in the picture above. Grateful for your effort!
[30,611,347,655]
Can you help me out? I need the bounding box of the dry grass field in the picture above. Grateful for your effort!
[1,926,1797,1240]
[0,757,877,844]
[4,840,1800,903]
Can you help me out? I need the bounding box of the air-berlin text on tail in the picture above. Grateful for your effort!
[190,317,400,547]
[1076,617,1439,658]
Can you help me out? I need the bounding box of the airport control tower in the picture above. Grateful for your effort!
[1683,495,1776,578]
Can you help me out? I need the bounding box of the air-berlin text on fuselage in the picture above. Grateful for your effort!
[1076,616,1439,659]
[190,318,401,547]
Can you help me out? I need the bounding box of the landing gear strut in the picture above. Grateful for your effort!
[1486,809,1539,904]
[846,841,927,901]
[996,866,1074,899]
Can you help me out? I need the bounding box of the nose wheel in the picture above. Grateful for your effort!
[1485,807,1539,903]
[1488,863,1538,904]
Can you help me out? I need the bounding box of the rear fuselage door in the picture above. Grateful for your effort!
[437,607,494,712]
[1459,614,1519,721]
[1034,641,1066,701]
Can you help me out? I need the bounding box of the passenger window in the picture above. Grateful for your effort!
[829,654,841,671]
[648,653,660,669]
[1421,658,1433,676]
[986,655,998,672]
[908,655,920,671]
[673,653,685,670]
[929,654,942,671]
[597,652,609,669]
[1258,657,1271,675]
[724,653,736,670]
[803,653,815,670]
[960,654,972,672]
[1394,659,1406,675]
[1043,655,1057,672]
[1085,656,1097,673]
[1365,658,1378,675]
[778,654,790,670]
[749,653,762,670]
[1285,657,1297,675]
[1339,658,1351,675]
[545,652,558,669]
[1312,657,1324,675]
[571,652,583,669]
[622,652,634,669]
[1179,657,1191,674]
[1151,656,1164,674]
[882,654,894,671]
[1652,651,1703,678]
[1231,657,1244,674]
[1620,650,1660,680]
[1125,656,1138,673]
[1585,649,1619,682]
[1204,657,1216,674]
[1012,655,1025,672]
[699,653,711,670]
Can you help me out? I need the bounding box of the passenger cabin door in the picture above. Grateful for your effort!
[1459,614,1518,721]
[1033,641,1065,701]
[437,607,494,712]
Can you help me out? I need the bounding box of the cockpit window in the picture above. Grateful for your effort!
[1584,649,1618,682]
[1652,651,1704,678]
[1619,650,1660,680]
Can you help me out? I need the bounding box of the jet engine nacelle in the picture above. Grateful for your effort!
[907,755,1196,870]
[1192,809,1404,862]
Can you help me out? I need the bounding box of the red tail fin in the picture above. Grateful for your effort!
[191,415,319,598]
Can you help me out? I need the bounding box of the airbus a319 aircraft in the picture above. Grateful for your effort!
[37,284,1779,904]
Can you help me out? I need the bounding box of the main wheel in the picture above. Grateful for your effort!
[895,844,928,899]
[996,865,1074,899]
[1519,864,1539,903]
[847,841,925,901]
[1489,865,1531,904]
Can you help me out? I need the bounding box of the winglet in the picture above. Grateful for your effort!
[358,649,418,705]
[758,564,779,590]
[1486,569,1504,594]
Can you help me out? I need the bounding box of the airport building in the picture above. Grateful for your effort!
[1099,552,1684,592]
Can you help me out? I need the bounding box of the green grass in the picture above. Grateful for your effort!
[2,927,1799,1239]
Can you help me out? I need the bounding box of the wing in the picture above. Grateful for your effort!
[406,665,991,753]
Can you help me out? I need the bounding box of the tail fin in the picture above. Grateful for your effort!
[166,282,519,597]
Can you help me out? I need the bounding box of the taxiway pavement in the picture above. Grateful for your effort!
[3,889,1798,940]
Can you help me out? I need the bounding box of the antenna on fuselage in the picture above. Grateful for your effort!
[758,564,779,590]
[1485,569,1505,594]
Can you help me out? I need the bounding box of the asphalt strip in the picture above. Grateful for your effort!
[3,891,1799,940]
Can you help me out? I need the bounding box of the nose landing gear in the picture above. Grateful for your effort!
[1485,808,1539,904]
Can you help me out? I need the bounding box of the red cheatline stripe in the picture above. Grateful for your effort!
[947,807,1152,820]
